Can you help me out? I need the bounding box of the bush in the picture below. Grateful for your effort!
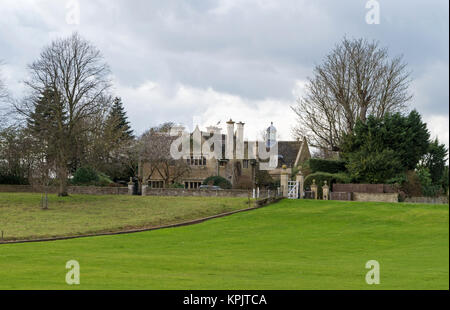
[396,171,422,197]
[72,167,99,185]
[255,170,274,188]
[0,173,29,185]
[304,172,351,199]
[297,160,312,177]
[96,172,114,187]
[169,182,184,189]
[308,158,347,174]
[346,149,403,183]
[202,175,232,189]
[416,166,442,197]
[235,175,253,189]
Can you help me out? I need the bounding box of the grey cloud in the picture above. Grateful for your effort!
[0,0,448,140]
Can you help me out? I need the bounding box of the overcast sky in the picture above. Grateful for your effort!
[0,0,448,145]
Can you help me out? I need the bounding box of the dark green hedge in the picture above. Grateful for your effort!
[309,159,347,174]
[72,167,99,185]
[202,175,232,189]
[304,172,351,199]
[0,174,29,185]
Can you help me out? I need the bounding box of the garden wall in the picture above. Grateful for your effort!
[332,183,396,193]
[143,188,254,198]
[0,185,129,195]
[353,192,399,203]
[404,196,449,204]
[0,184,259,198]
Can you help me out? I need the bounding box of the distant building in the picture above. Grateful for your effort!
[139,120,310,189]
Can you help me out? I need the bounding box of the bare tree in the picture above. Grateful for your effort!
[292,38,412,151]
[139,123,190,187]
[14,33,111,196]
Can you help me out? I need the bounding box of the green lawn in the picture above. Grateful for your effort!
[0,193,250,241]
[0,198,448,289]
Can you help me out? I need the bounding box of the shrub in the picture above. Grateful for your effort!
[308,158,347,174]
[346,149,403,184]
[255,170,274,188]
[235,175,253,189]
[397,171,422,197]
[169,182,184,189]
[95,172,114,187]
[72,167,99,185]
[416,166,442,197]
[297,160,312,177]
[304,172,351,198]
[202,175,232,189]
[0,173,29,185]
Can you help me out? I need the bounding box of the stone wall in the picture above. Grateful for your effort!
[0,185,129,195]
[329,192,352,201]
[353,192,399,203]
[0,184,272,198]
[143,187,253,198]
[404,196,449,204]
[333,183,396,193]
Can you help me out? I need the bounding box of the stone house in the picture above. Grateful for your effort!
[139,120,310,189]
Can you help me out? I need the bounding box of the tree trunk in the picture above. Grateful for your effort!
[359,105,368,123]
[58,165,69,197]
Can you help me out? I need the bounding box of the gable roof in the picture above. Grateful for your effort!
[276,141,303,168]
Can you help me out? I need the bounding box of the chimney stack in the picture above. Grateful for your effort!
[226,119,235,159]
[236,122,245,160]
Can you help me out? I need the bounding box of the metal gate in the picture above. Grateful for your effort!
[287,181,299,199]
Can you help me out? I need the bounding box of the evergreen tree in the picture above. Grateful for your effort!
[420,138,448,186]
[106,97,134,142]
[27,87,67,161]
[102,97,135,182]
[342,110,430,183]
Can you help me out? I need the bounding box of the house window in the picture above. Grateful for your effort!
[150,181,164,188]
[243,160,249,168]
[185,181,202,189]
[219,161,226,167]
[188,156,206,166]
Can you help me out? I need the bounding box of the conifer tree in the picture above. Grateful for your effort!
[106,97,134,142]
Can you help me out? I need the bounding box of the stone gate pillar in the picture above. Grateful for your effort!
[310,179,318,200]
[280,165,289,197]
[141,183,148,196]
[296,171,304,199]
[128,177,134,195]
[322,181,329,200]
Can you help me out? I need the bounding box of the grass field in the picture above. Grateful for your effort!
[0,193,250,241]
[0,198,448,289]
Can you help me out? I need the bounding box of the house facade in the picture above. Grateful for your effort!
[139,120,310,189]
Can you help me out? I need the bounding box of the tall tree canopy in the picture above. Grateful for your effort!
[420,138,448,187]
[292,37,412,151]
[15,32,111,196]
[98,97,136,182]
[105,97,134,142]
[341,110,430,183]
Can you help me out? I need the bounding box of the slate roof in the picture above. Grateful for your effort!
[276,141,302,168]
